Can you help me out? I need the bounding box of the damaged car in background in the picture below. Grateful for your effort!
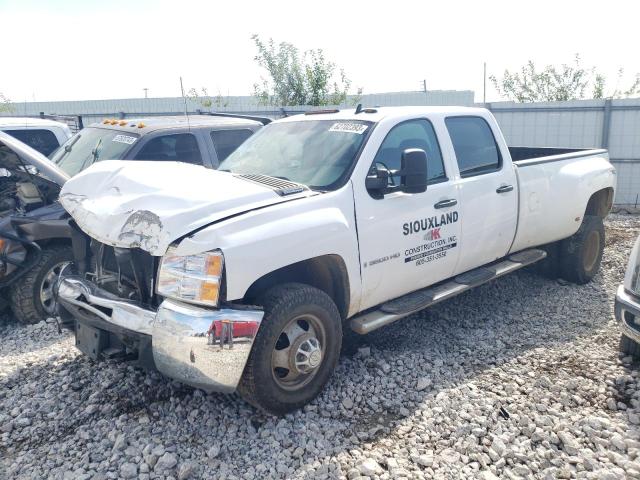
[0,115,266,324]
[0,131,70,320]
[55,106,616,415]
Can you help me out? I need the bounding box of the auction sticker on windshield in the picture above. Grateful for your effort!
[329,122,368,134]
[112,135,137,145]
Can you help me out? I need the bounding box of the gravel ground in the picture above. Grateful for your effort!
[1,214,639,480]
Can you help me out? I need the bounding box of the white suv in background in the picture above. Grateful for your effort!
[0,117,72,156]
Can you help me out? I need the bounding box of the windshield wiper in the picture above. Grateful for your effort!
[78,138,103,173]
[64,135,80,153]
[53,134,81,163]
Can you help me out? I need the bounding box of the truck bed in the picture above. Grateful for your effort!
[509,146,613,253]
[509,146,608,166]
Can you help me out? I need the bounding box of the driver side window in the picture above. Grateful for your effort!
[372,119,446,184]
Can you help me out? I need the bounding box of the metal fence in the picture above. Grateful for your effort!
[485,98,640,206]
[2,94,639,205]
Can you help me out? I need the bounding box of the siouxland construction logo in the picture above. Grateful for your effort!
[402,211,459,236]
[402,211,459,266]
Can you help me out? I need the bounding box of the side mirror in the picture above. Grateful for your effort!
[399,148,428,194]
[365,165,389,193]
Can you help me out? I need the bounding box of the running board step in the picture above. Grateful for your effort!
[351,248,546,335]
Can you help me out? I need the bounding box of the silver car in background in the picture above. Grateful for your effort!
[616,234,640,357]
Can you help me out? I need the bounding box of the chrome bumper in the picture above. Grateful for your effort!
[57,276,263,393]
[615,285,640,344]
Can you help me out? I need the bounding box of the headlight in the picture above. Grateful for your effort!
[624,236,640,296]
[156,247,224,307]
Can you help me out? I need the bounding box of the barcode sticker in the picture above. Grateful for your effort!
[328,122,368,134]
[112,135,137,145]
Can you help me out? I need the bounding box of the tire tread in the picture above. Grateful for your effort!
[238,282,341,415]
[8,245,72,324]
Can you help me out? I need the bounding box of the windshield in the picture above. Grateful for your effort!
[51,127,139,177]
[219,119,372,189]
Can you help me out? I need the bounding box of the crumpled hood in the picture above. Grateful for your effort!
[60,160,309,255]
[0,130,69,186]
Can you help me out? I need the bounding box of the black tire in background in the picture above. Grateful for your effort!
[559,215,605,285]
[238,283,342,415]
[8,245,73,324]
[620,334,640,360]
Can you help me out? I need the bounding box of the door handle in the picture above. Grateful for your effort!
[496,185,514,194]
[434,199,457,209]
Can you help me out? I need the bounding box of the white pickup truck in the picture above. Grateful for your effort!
[54,106,616,414]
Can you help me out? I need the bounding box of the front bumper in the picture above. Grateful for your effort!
[615,285,640,344]
[57,276,263,393]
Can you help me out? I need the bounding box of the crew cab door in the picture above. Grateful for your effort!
[444,116,518,274]
[354,118,461,310]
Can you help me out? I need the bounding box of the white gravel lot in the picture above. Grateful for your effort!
[0,214,639,480]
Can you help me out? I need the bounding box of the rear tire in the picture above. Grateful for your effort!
[620,334,640,360]
[238,283,342,415]
[531,241,561,279]
[8,245,73,324]
[559,215,605,285]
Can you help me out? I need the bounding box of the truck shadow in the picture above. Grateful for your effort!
[0,266,631,478]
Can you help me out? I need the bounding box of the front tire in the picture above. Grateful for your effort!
[238,283,342,415]
[8,245,73,324]
[559,215,605,285]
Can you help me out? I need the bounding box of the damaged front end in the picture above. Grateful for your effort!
[57,229,264,393]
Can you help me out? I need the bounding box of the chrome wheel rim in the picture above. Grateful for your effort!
[583,230,600,272]
[271,314,326,391]
[40,261,70,314]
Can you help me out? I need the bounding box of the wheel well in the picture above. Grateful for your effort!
[243,255,350,320]
[585,187,614,218]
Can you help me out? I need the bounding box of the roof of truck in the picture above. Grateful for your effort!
[276,106,489,124]
[89,115,263,133]
[0,117,70,129]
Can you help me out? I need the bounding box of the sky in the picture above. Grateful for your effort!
[1,0,639,104]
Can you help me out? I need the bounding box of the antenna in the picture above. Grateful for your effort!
[354,103,363,114]
[143,88,149,99]
[179,77,191,131]
[483,62,487,104]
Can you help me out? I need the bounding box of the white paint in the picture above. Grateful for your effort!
[59,160,314,256]
[510,153,616,251]
[0,130,69,186]
[0,118,72,147]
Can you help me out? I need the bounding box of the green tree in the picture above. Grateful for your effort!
[490,55,640,102]
[251,35,360,106]
[0,92,12,113]
[186,87,229,110]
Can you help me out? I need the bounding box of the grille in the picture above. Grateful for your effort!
[235,174,307,196]
[90,240,157,306]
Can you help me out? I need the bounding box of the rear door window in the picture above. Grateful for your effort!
[4,129,60,156]
[445,116,501,177]
[134,133,203,165]
[210,129,254,162]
